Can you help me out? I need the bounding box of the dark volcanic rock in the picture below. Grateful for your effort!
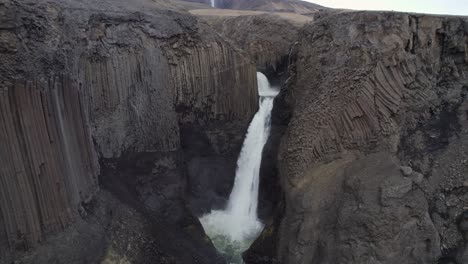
[201,13,305,84]
[100,152,225,264]
[3,189,224,264]
[3,0,467,263]
[0,0,257,262]
[249,11,468,264]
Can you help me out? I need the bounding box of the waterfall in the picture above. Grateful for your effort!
[211,0,216,8]
[199,72,278,263]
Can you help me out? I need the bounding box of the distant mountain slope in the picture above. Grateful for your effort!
[180,0,328,13]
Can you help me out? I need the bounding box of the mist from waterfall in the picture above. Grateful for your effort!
[211,0,216,8]
[199,72,279,263]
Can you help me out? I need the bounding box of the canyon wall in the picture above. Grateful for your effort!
[201,14,305,77]
[270,11,468,264]
[0,0,257,262]
[4,0,467,263]
[0,77,99,254]
[199,9,468,264]
[0,0,101,255]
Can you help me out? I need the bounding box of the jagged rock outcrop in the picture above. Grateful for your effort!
[0,0,257,262]
[248,11,468,264]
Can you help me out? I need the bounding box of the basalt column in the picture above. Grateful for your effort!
[0,78,99,253]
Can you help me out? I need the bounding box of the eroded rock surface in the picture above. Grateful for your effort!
[266,11,468,264]
[2,0,468,263]
[201,13,305,80]
[0,0,257,262]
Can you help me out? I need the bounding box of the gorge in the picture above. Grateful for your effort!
[1,0,467,264]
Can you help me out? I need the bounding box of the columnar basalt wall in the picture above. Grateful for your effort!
[0,0,100,255]
[0,0,258,260]
[0,78,99,253]
[203,14,304,75]
[170,41,258,123]
[270,12,468,264]
[79,50,180,158]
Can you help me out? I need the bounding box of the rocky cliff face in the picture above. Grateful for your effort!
[201,13,305,80]
[264,11,468,264]
[0,0,257,262]
[2,0,467,263]
[0,0,101,254]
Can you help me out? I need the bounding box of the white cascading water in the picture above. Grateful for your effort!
[211,0,216,7]
[200,73,279,263]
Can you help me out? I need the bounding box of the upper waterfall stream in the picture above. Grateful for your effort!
[199,72,279,264]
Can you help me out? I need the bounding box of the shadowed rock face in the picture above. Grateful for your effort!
[0,0,257,262]
[261,11,468,264]
[201,13,304,85]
